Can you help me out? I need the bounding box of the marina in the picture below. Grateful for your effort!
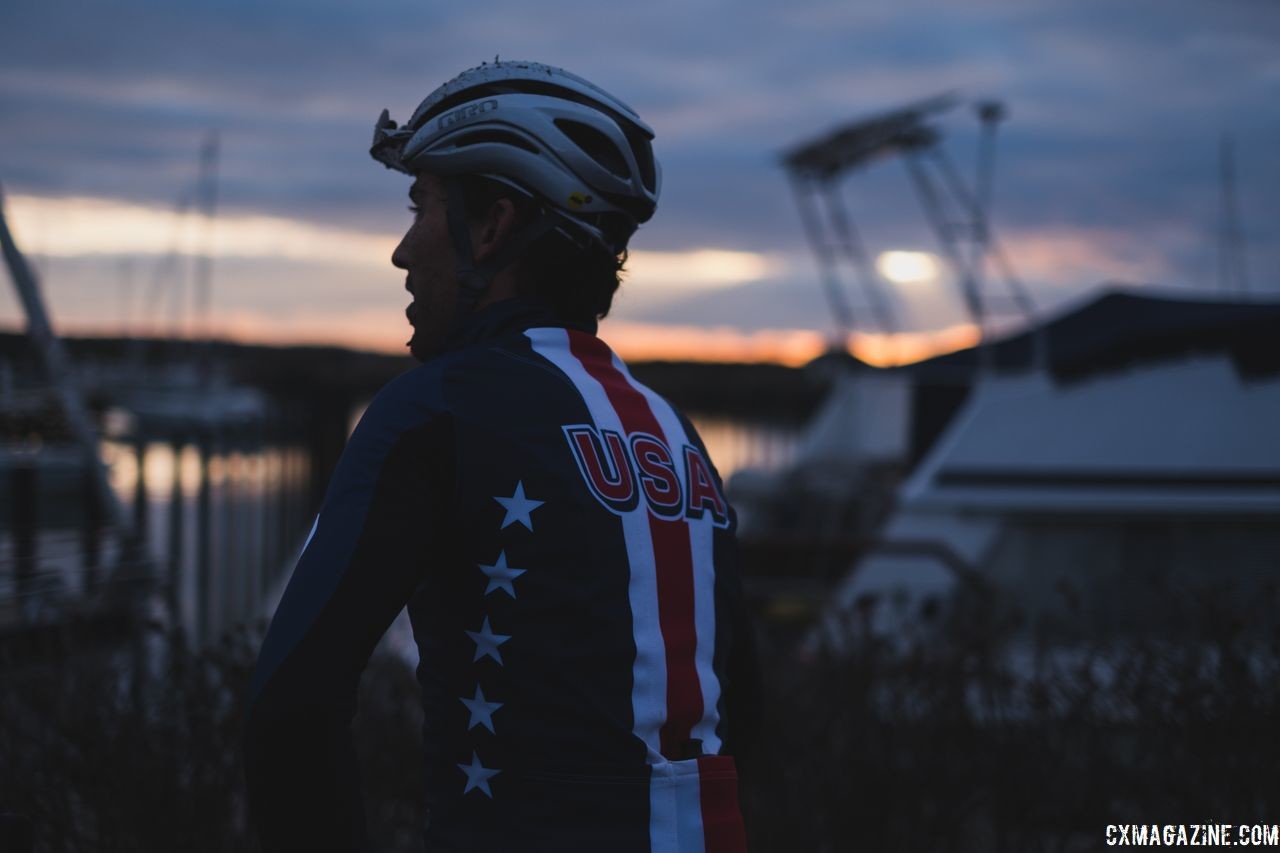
[1,56,1276,847]
[0,181,359,654]
[2,3,1280,845]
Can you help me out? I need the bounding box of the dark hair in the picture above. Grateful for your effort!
[454,175,628,325]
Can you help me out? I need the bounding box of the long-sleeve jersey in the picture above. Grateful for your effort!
[243,298,757,853]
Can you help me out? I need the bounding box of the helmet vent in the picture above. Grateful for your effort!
[451,130,539,154]
[625,128,657,193]
[554,119,630,179]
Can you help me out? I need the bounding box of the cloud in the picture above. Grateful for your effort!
[2,0,1276,362]
[5,192,396,266]
[626,250,779,292]
[996,226,1176,288]
[615,220,1203,335]
[4,191,781,293]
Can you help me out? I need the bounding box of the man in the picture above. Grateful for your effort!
[244,60,758,853]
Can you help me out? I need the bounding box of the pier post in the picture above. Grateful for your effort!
[132,438,147,542]
[81,460,101,594]
[196,434,212,646]
[273,450,289,598]
[221,451,239,639]
[167,438,185,638]
[286,449,301,563]
[261,448,277,605]
[245,450,261,622]
[12,457,36,620]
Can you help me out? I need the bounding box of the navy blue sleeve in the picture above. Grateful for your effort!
[243,367,454,853]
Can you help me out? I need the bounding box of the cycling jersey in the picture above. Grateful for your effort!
[244,297,757,852]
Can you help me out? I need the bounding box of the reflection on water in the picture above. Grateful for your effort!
[686,414,799,484]
[67,415,793,649]
[350,401,799,484]
[98,440,312,642]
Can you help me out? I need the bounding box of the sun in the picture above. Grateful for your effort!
[875,250,940,285]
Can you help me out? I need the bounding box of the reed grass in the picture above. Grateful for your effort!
[2,594,1277,852]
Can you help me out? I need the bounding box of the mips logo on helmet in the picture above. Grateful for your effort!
[567,192,593,210]
[437,99,499,131]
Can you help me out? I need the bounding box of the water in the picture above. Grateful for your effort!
[350,398,799,485]
[97,439,313,642]
[2,409,795,647]
[686,413,799,484]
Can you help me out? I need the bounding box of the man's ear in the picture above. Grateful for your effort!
[473,196,521,261]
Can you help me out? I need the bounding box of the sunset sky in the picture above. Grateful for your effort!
[1,0,1276,365]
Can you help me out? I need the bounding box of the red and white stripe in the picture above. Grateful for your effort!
[647,756,747,853]
[526,328,743,851]
[607,349,723,756]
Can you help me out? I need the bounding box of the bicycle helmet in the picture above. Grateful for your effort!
[371,60,660,257]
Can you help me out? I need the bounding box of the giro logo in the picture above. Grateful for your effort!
[438,99,499,131]
[564,425,729,526]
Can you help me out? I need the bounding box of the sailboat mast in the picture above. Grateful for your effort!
[1218,133,1250,295]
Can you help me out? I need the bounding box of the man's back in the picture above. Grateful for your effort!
[245,299,754,852]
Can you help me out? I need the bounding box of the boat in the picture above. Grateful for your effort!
[798,287,1280,650]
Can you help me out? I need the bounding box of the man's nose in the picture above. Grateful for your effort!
[391,236,408,270]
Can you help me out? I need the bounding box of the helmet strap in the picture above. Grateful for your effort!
[442,175,560,325]
[443,176,488,319]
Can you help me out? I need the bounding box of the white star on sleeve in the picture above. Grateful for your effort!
[457,751,500,797]
[477,551,527,598]
[493,481,544,531]
[459,685,504,733]
[465,616,511,665]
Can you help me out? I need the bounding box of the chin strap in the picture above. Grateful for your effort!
[442,176,560,325]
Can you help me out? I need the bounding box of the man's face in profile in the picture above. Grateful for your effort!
[392,173,458,362]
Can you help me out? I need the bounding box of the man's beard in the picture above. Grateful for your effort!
[406,302,447,363]
[406,305,430,363]
[407,330,438,363]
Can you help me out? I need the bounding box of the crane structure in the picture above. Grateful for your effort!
[781,94,1037,365]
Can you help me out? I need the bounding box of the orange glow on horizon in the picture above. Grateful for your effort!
[848,322,981,367]
[38,316,983,369]
[601,322,827,366]
[605,321,980,367]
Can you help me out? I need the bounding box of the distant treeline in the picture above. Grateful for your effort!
[627,360,827,422]
[0,332,829,421]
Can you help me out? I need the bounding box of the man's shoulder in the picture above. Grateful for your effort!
[446,325,588,392]
[354,359,453,440]
[365,333,568,420]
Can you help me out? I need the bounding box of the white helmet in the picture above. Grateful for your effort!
[371,60,660,255]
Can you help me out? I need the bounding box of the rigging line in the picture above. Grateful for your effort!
[1219,133,1250,296]
[972,101,1004,292]
[928,145,1036,322]
[787,172,856,347]
[117,257,135,339]
[818,178,899,337]
[902,149,985,334]
[145,185,196,340]
[193,131,219,343]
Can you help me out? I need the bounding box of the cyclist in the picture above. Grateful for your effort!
[244,59,758,853]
